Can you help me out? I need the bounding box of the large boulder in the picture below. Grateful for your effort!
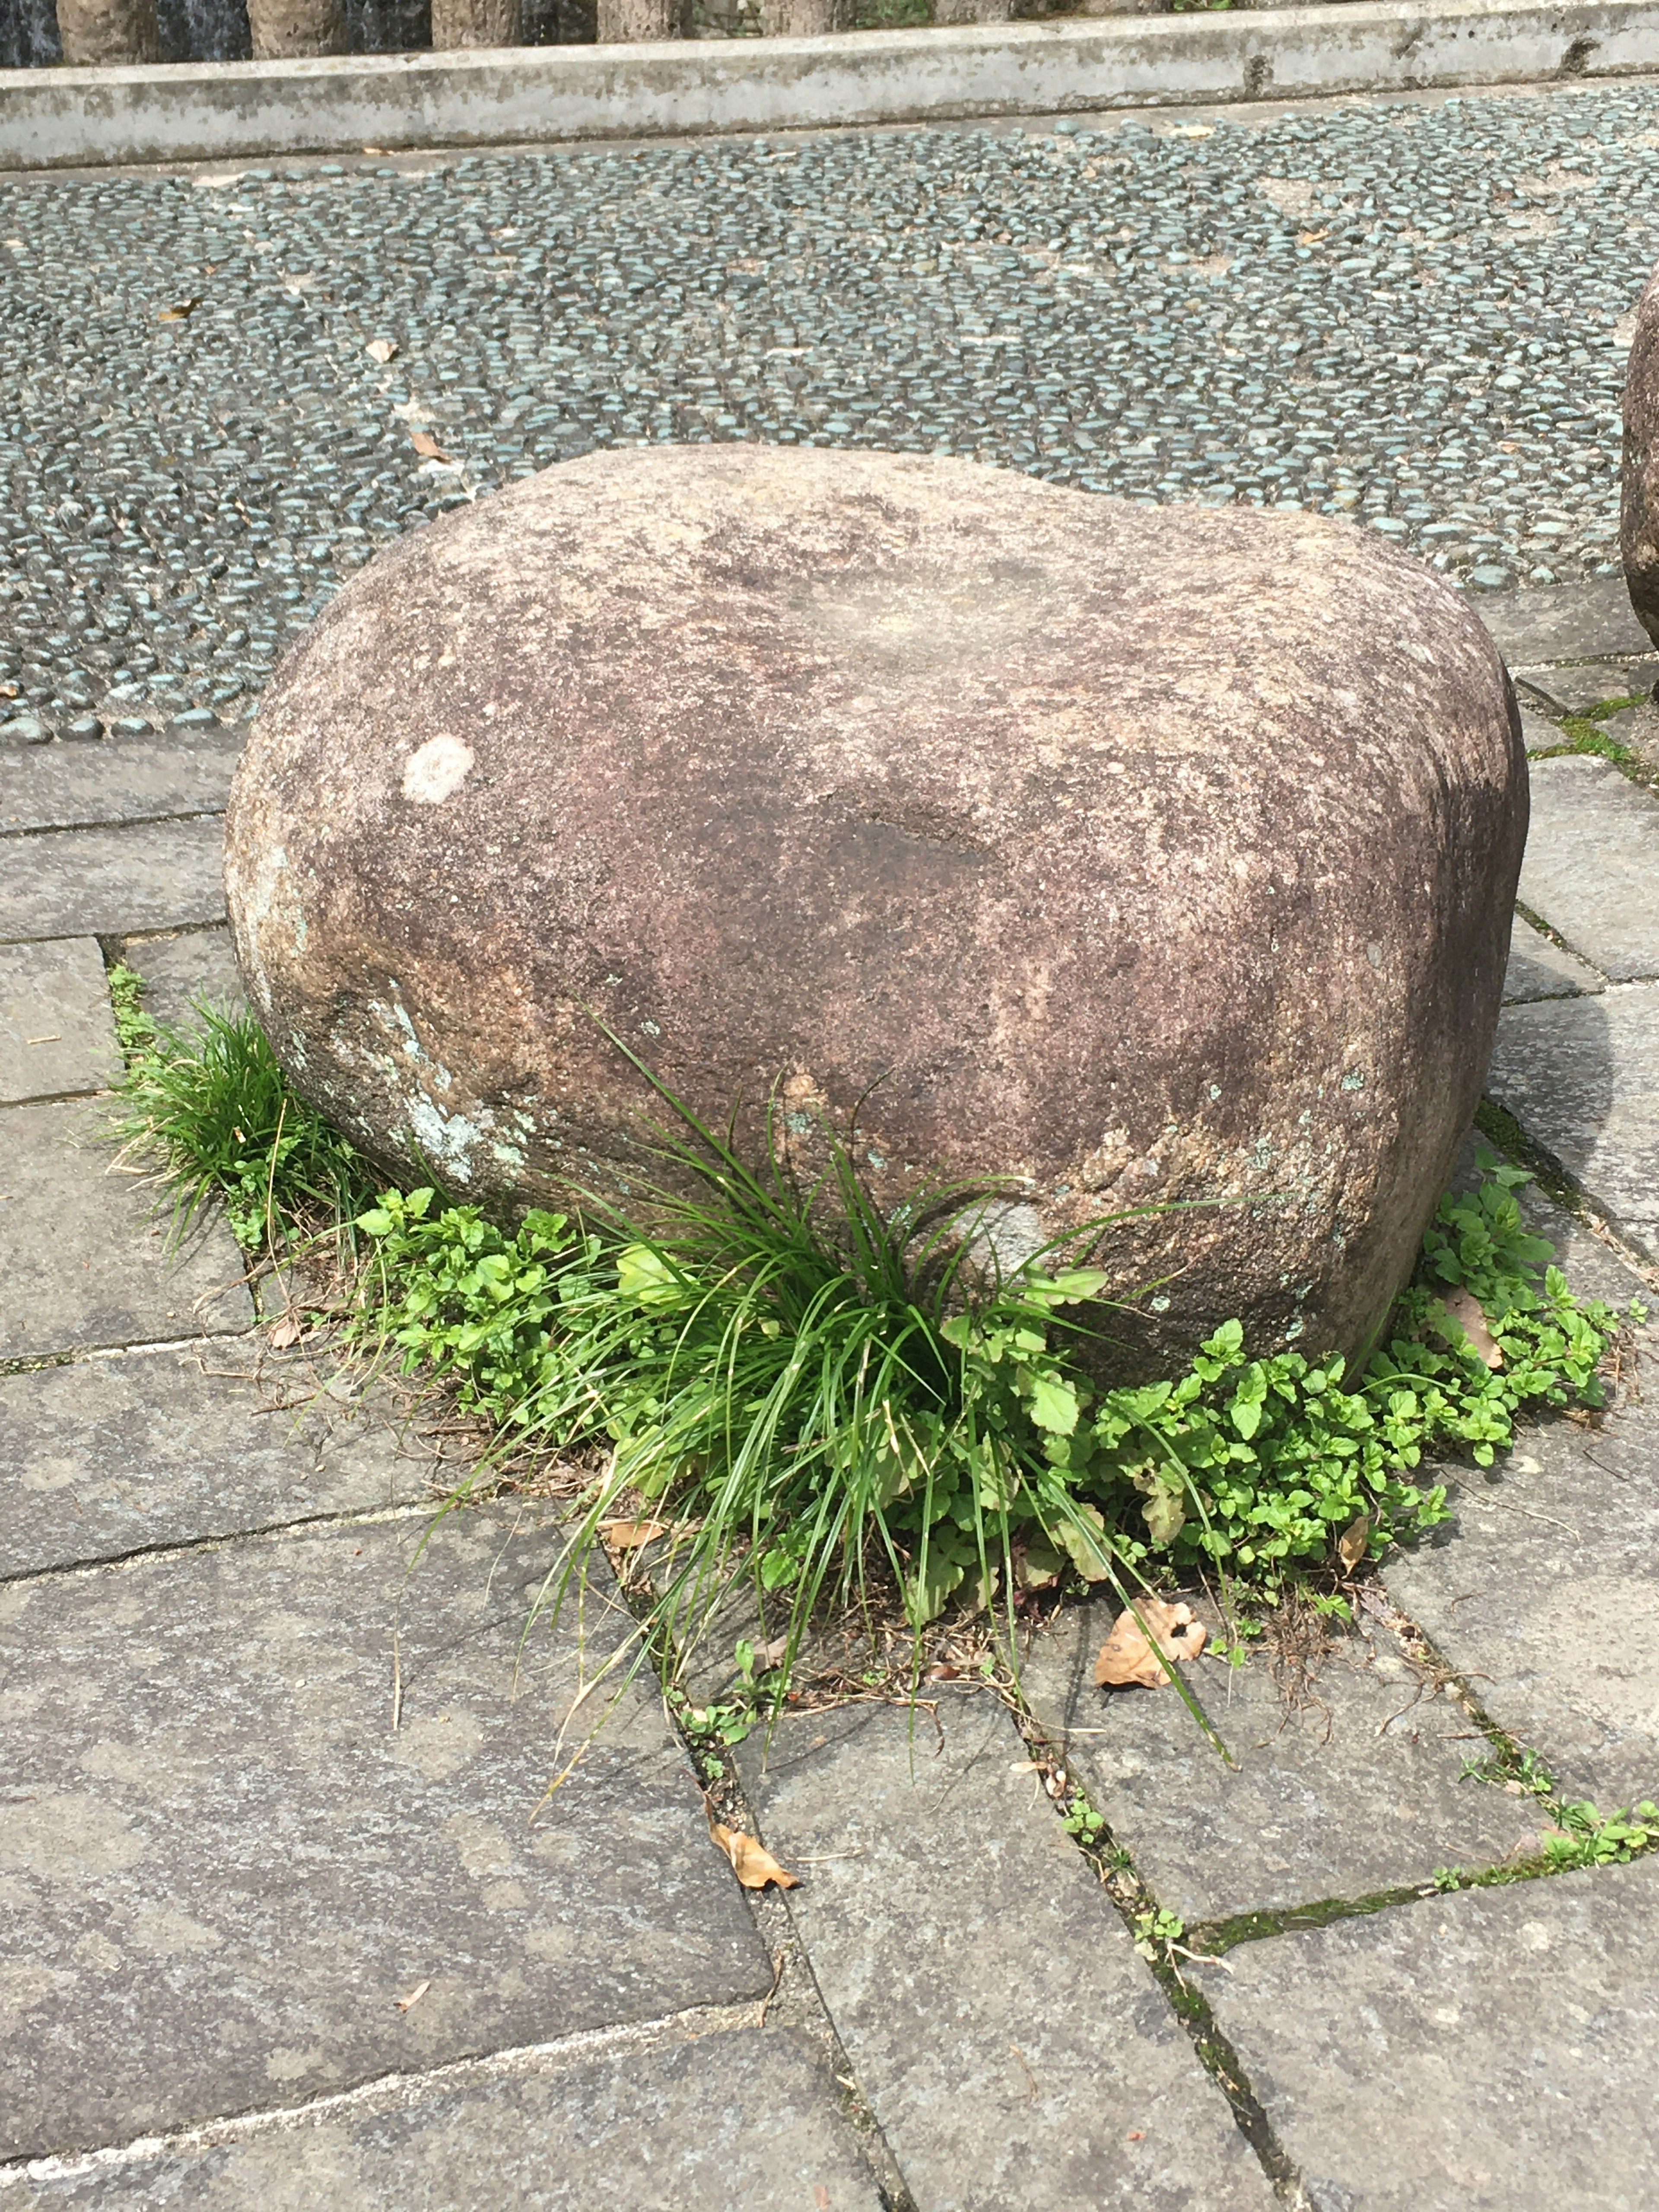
[1624,261,1659,649]
[226,447,1526,1377]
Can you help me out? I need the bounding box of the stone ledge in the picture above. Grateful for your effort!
[2,0,1657,171]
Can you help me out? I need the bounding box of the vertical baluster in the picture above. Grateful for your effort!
[431,0,521,43]
[55,0,162,63]
[244,0,347,54]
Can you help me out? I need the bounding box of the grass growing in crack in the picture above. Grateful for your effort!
[108,990,375,1258]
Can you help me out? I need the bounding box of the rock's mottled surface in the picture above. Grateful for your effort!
[229,445,1526,1372]
[1623,262,1659,650]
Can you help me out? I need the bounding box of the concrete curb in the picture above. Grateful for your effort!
[2,0,1657,170]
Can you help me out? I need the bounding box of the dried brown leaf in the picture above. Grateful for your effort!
[1093,1598,1207,1689]
[267,1313,302,1351]
[157,298,201,322]
[707,1812,799,1891]
[1337,1513,1370,1572]
[1443,1287,1503,1368]
[394,1978,431,2012]
[598,1517,666,1550]
[409,429,454,461]
[364,337,398,363]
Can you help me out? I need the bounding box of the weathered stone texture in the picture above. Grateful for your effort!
[13,2028,885,2210]
[1023,1600,1539,1926]
[1195,1861,1659,2212]
[227,447,1526,1375]
[0,1513,771,2158]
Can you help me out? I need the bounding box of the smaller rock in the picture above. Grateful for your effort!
[1622,260,1659,648]
[1468,565,1513,590]
[109,716,156,739]
[1,714,49,747]
[62,715,104,743]
[170,706,220,732]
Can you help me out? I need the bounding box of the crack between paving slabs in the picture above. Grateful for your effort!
[1003,1691,1309,2206]
[1473,1094,1659,1296]
[0,1996,778,2195]
[0,807,229,848]
[0,1501,433,1593]
[596,1568,920,2212]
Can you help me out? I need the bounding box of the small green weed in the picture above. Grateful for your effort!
[1133,1907,1187,1960]
[107,963,159,1061]
[111,1001,376,1255]
[1062,1797,1108,1844]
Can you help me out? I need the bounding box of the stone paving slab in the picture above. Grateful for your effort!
[1023,1605,1538,1928]
[1503,915,1604,1005]
[0,820,226,946]
[0,938,120,1104]
[1479,579,1653,666]
[1517,758,1659,983]
[118,928,245,1029]
[1486,984,1659,1259]
[1517,703,1564,756]
[0,736,242,838]
[738,1694,1272,2212]
[10,2025,884,2211]
[1193,1859,1659,2212]
[1512,656,1659,715]
[0,1100,251,1362]
[1386,1386,1659,1814]
[0,1510,772,2160]
[0,1346,422,1579]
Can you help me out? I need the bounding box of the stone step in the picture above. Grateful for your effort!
[1518,757,1659,983]
[0,733,242,839]
[13,2024,886,2210]
[0,819,227,946]
[1387,1337,1659,1813]
[1503,915,1604,1007]
[0,1510,773,2161]
[0,1098,251,1362]
[0,938,122,1106]
[1486,982,1659,1260]
[0,1344,421,1580]
[1192,1859,1659,2212]
[118,925,246,1028]
[737,1692,1274,2212]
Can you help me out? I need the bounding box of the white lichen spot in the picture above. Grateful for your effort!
[402,734,476,805]
[406,1094,484,1184]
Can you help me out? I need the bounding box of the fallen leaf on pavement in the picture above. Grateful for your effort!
[267,1313,302,1351]
[394,1979,431,2012]
[1337,1513,1370,1572]
[1094,1599,1206,1688]
[1441,1286,1503,1368]
[157,298,201,321]
[409,430,454,462]
[598,1517,666,1548]
[365,337,398,362]
[707,1811,799,1890]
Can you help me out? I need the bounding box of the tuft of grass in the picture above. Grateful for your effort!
[109,996,376,1257]
[358,1073,1162,1721]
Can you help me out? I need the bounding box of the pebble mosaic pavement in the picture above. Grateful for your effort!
[4,79,1659,737]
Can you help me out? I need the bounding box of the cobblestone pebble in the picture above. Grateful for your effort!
[3,84,1656,730]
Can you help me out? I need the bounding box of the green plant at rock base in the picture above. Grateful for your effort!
[111,1001,375,1255]
[354,1081,1639,1743]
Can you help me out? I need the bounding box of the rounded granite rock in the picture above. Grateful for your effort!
[225,446,1527,1375]
[1623,261,1659,650]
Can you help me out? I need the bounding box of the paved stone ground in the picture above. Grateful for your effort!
[5,79,1659,2212]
